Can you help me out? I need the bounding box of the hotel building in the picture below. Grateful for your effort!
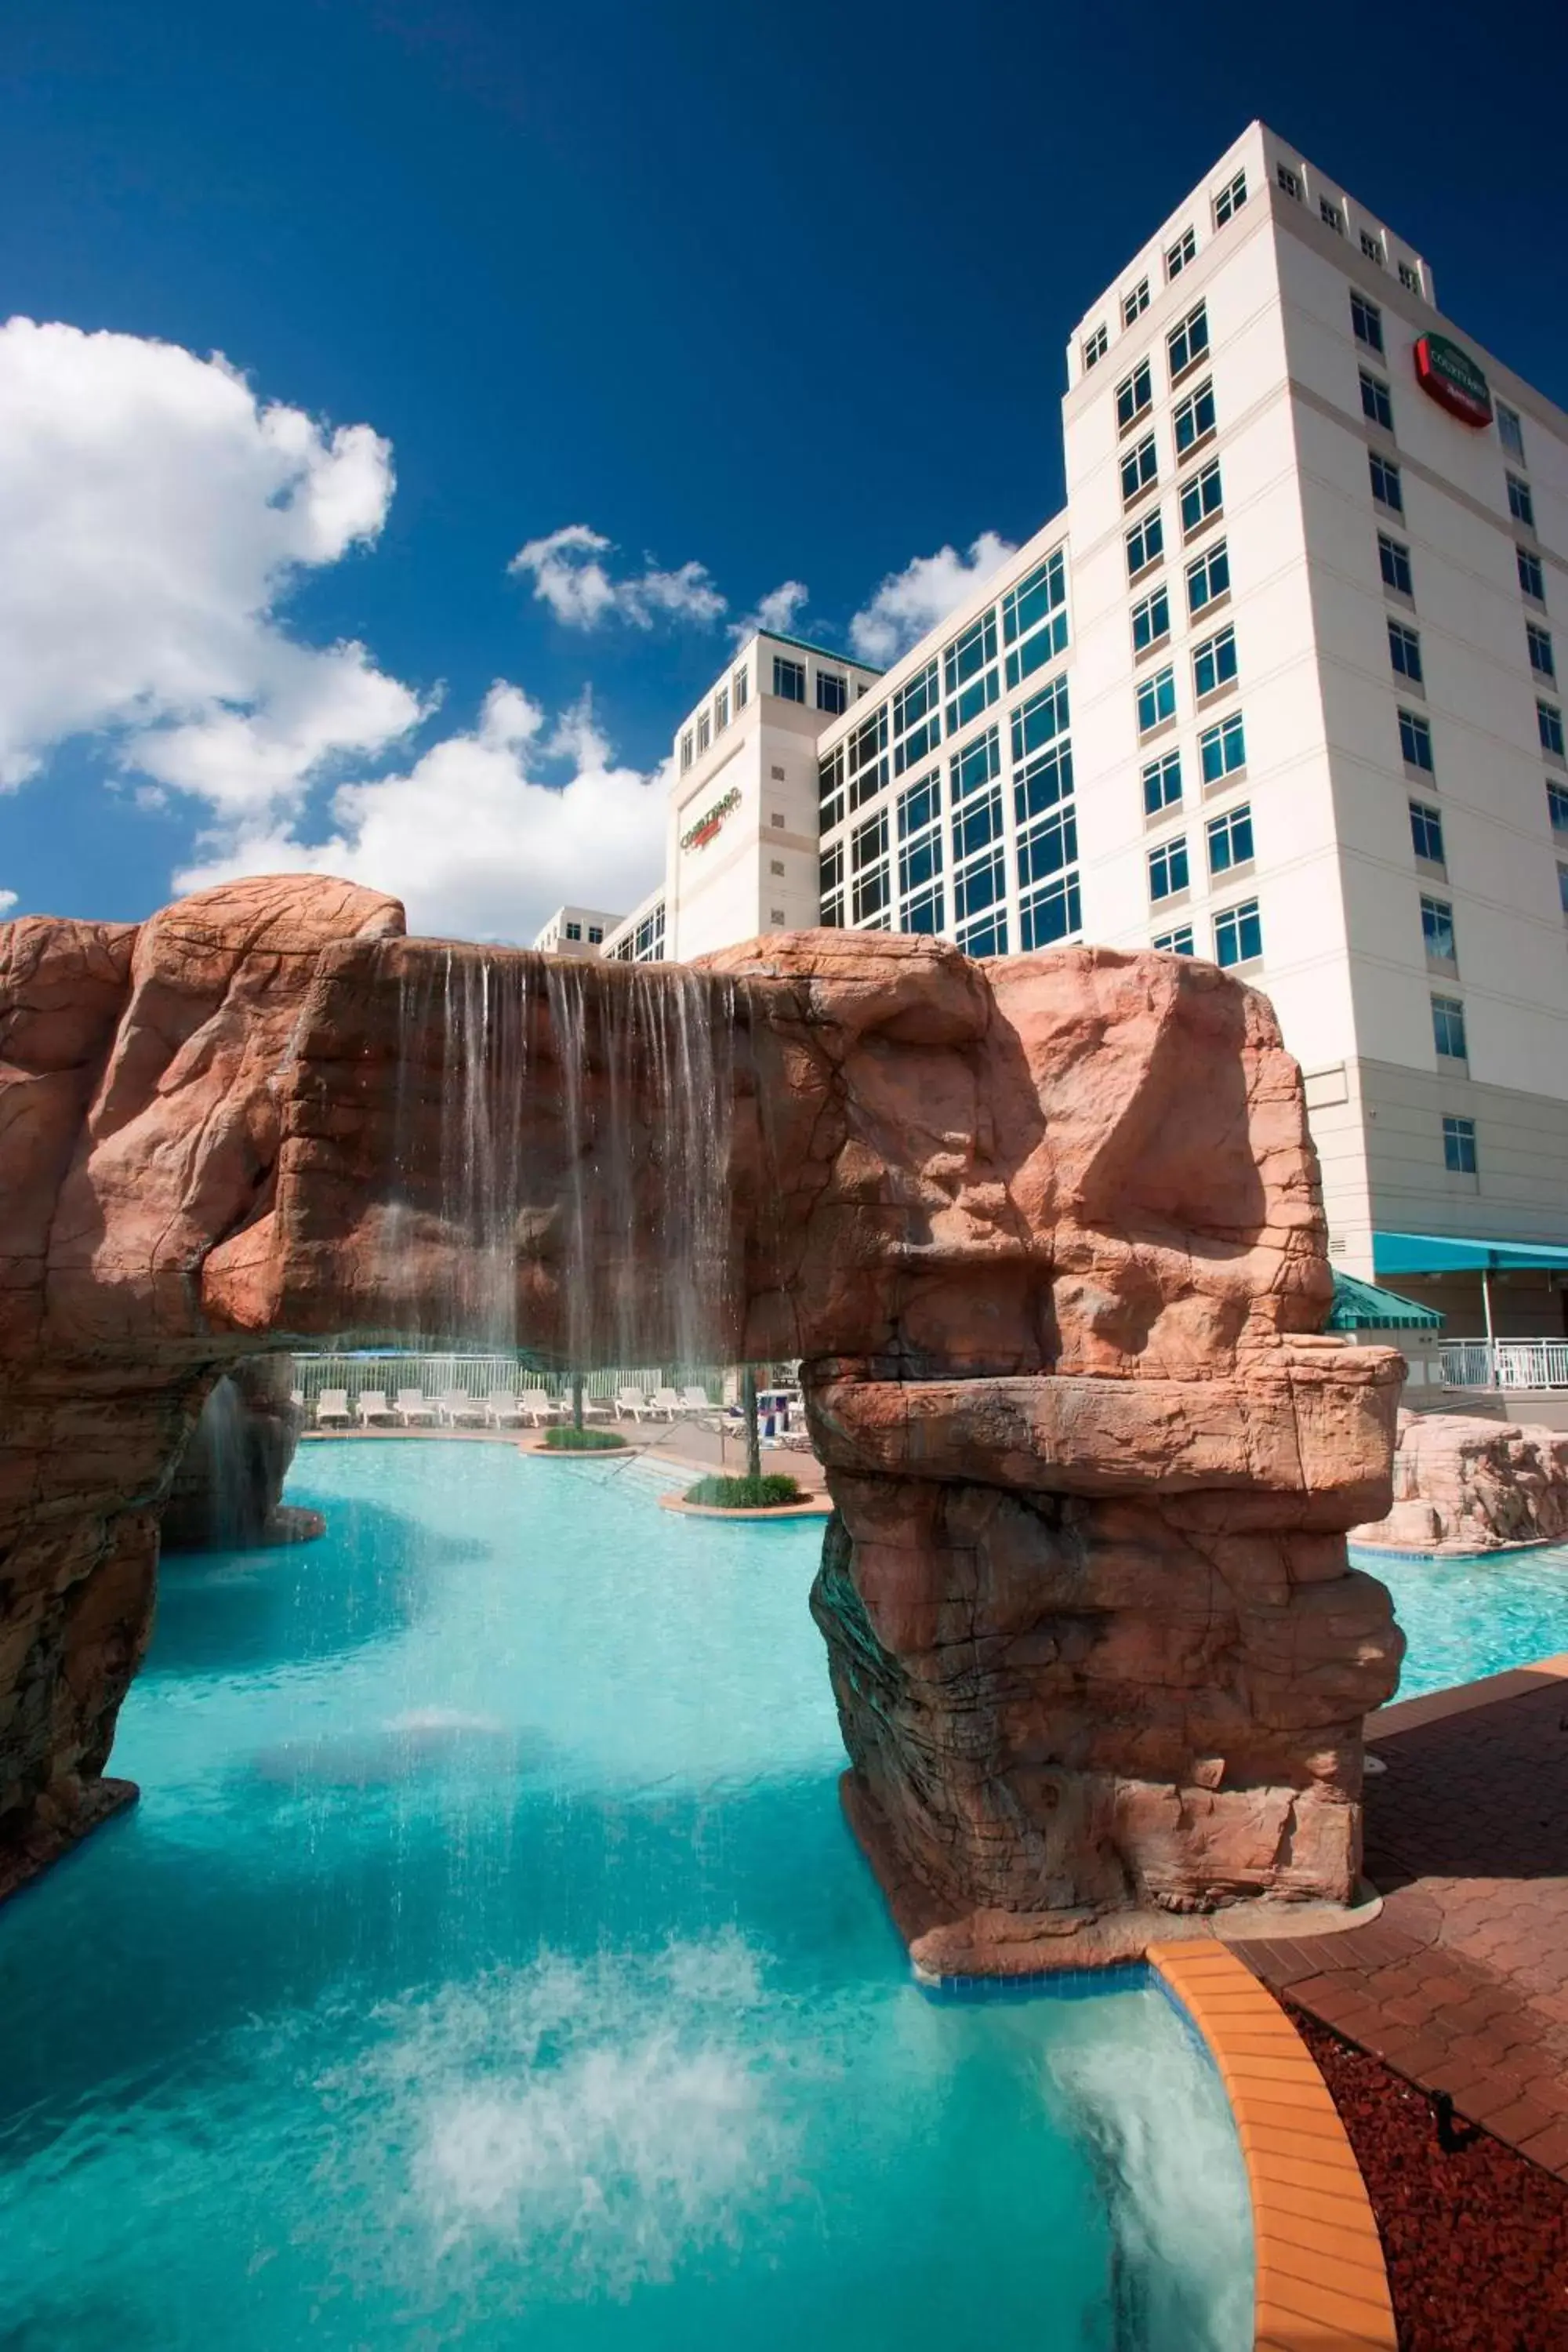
[568,122,1568,1348]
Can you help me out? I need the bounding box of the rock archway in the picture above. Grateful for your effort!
[0,877,1403,1951]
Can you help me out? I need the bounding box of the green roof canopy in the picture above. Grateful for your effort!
[1373,1230,1568,1276]
[1328,1271,1444,1331]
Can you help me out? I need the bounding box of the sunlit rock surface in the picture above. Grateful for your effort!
[1353,1407,1568,1556]
[0,879,1403,1936]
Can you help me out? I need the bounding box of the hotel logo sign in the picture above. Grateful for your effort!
[681,784,741,853]
[1413,333,1494,430]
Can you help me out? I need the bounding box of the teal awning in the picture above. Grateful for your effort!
[1328,1272,1444,1331]
[1374,1230,1568,1276]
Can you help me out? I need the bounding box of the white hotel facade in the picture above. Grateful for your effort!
[550,123,1568,1345]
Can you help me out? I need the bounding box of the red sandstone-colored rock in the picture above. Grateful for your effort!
[0,884,1403,1944]
[1353,1407,1568,1555]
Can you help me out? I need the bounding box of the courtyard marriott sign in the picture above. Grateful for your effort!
[1414,332,1494,429]
[681,783,741,854]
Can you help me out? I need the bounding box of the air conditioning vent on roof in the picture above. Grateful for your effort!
[770,765,786,781]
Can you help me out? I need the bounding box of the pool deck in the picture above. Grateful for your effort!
[1241,1655,1568,2184]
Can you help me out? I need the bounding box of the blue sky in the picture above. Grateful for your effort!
[2,0,1563,940]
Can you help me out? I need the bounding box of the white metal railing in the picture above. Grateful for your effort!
[1439,1338,1568,1391]
[289,1352,706,1414]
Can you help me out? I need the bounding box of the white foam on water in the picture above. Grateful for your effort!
[382,1708,508,1735]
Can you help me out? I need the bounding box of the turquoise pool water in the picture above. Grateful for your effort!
[1356,1542,1568,1698]
[0,1443,1251,2351]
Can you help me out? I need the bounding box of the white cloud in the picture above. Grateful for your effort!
[509,524,726,630]
[0,889,16,916]
[0,315,422,808]
[175,681,668,946]
[731,579,808,642]
[848,531,1017,666]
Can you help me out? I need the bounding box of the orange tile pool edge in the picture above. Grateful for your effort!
[1147,1942,1397,2352]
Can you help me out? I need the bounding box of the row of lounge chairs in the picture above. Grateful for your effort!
[308,1385,717,1430]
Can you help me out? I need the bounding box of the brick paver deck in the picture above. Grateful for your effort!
[1243,1661,1568,2181]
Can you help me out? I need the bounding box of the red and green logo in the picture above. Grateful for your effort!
[1414,333,1493,429]
[681,784,741,853]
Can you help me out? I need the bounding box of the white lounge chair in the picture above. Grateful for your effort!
[677,1385,710,1415]
[483,1388,526,1428]
[616,1385,652,1422]
[648,1387,683,1421]
[580,1392,616,1421]
[315,1388,350,1428]
[356,1389,394,1426]
[436,1389,488,1427]
[515,1388,562,1425]
[394,1387,437,1426]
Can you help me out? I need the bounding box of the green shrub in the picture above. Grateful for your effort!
[683,1473,804,1510]
[543,1425,627,1451]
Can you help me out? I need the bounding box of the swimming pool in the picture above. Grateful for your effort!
[1356,1540,1568,1699]
[0,1443,1252,2351]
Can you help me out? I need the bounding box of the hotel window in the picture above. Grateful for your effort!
[1421,894,1456,964]
[1409,800,1445,866]
[1388,619,1423,684]
[951,724,1002,808]
[1167,300,1209,379]
[1214,898,1262,968]
[1549,780,1568,832]
[713,685,730,732]
[1528,622,1555,681]
[1508,474,1535,530]
[1012,676,1070,762]
[1143,749,1181,815]
[1153,924,1196,954]
[1123,277,1150,328]
[1016,800,1077,890]
[1559,863,1568,918]
[1207,802,1254,875]
[953,843,1006,924]
[1015,739,1073,822]
[819,842,844,927]
[1187,539,1229,616]
[1359,231,1385,267]
[1443,1114,1477,1174]
[697,710,711,753]
[848,707,889,807]
[1359,370,1394,431]
[773,655,806,702]
[1126,510,1164,579]
[1122,433,1158,504]
[1541,700,1566,759]
[1350,291,1384,354]
[851,810,890,924]
[1116,358,1153,433]
[1148,837,1189,902]
[1399,260,1421,296]
[1519,546,1546,603]
[1021,873,1081,950]
[1432,994,1468,1061]
[1174,378,1216,456]
[680,730,694,772]
[817,670,848,715]
[1378,532,1413,597]
[902,882,944,935]
[1200,711,1246,785]
[897,775,943,901]
[1083,323,1108,370]
[1213,169,1247,227]
[957,909,1008,958]
[1166,225,1196,280]
[1399,707,1434,771]
[1137,664,1176,735]
[818,745,845,829]
[1131,583,1171,655]
[942,610,1000,734]
[564,920,582,942]
[1276,162,1301,201]
[1320,196,1345,235]
[733,665,749,710]
[1001,548,1069,688]
[1497,402,1526,463]
[1193,622,1238,699]
[587,925,604,945]
[898,768,941,840]
[892,659,941,773]
[1370,452,1403,514]
[1181,458,1223,535]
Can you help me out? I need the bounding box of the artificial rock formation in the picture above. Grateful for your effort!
[0,877,1405,1947]
[159,1356,319,1552]
[1354,1409,1568,1555]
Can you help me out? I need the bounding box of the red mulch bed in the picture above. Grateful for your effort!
[1288,2003,1568,2350]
